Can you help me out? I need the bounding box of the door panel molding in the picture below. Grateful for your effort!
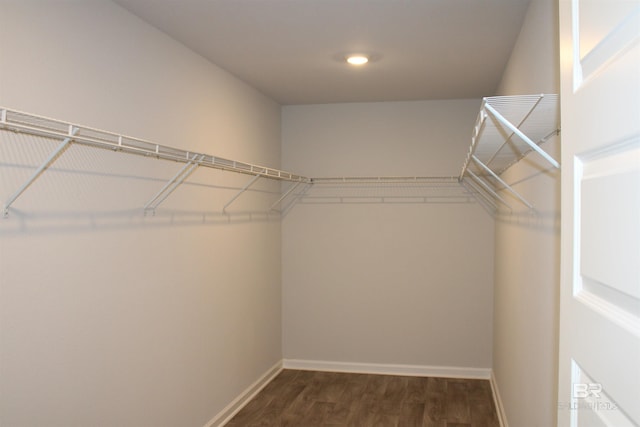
[572,0,640,89]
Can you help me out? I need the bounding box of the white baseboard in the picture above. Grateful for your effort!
[490,370,508,427]
[203,360,283,427]
[282,358,491,379]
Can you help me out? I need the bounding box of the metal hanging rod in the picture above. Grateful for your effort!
[311,176,459,184]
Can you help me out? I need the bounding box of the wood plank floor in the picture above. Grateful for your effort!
[225,369,500,427]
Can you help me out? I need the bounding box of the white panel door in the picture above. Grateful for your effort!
[558,0,640,426]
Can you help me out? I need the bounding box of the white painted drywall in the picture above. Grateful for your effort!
[281,100,495,370]
[492,0,561,425]
[0,2,282,426]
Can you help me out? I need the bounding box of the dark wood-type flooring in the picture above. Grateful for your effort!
[226,369,499,427]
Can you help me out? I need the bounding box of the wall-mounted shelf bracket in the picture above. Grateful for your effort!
[3,125,79,217]
[461,177,498,212]
[471,155,533,210]
[268,181,302,212]
[144,153,204,215]
[466,170,512,210]
[223,174,262,213]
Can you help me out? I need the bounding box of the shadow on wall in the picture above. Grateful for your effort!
[1,131,561,235]
[492,154,561,233]
[278,181,486,217]
[495,209,560,233]
[0,209,282,237]
[0,133,282,236]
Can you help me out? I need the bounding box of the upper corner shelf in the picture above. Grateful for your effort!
[459,93,560,210]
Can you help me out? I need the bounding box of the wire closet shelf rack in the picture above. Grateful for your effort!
[0,107,311,216]
[458,93,560,211]
[0,94,559,217]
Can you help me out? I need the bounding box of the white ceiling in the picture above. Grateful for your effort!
[114,0,532,105]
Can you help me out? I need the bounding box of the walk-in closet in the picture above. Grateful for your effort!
[1,1,638,426]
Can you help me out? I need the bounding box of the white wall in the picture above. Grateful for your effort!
[492,0,560,425]
[281,100,495,371]
[0,2,282,426]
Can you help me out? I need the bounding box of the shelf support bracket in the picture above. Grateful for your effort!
[223,174,262,213]
[466,170,512,210]
[268,181,302,212]
[471,155,534,210]
[3,125,79,217]
[483,102,560,169]
[461,177,498,211]
[144,153,203,214]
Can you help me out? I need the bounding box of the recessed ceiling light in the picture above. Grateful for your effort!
[346,55,369,66]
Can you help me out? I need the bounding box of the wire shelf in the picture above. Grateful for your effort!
[461,94,560,177]
[0,106,312,216]
[0,107,310,183]
[1,98,560,217]
[459,94,560,211]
